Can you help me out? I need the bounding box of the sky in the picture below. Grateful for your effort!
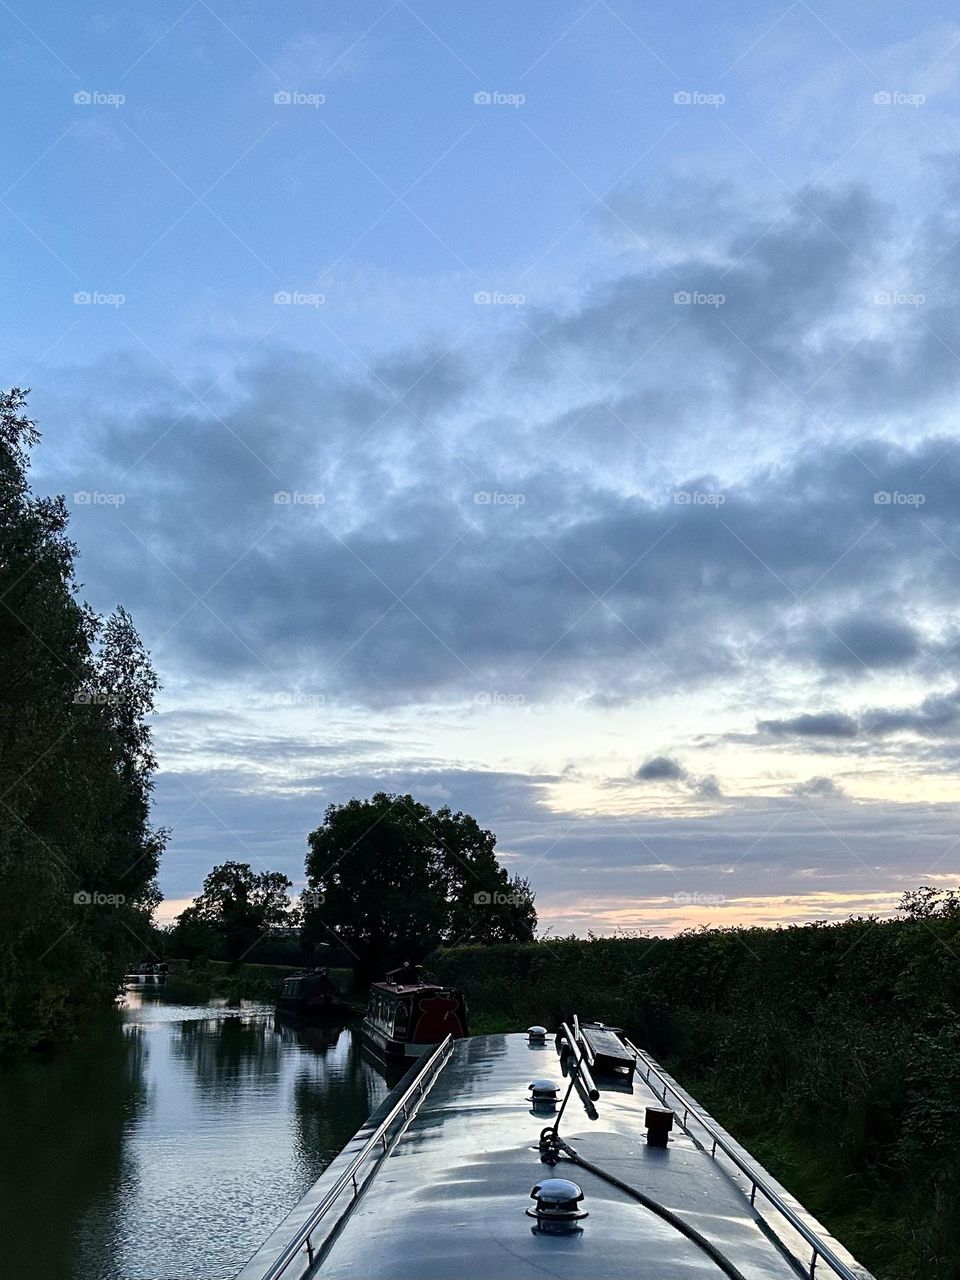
[5,0,960,934]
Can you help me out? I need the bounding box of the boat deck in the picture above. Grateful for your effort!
[236,1031,875,1280]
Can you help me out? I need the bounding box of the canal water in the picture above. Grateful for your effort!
[0,991,398,1280]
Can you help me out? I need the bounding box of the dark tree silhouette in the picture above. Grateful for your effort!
[303,792,536,977]
[173,861,293,970]
[0,389,164,1050]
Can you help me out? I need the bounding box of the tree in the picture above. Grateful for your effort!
[0,389,164,1051]
[899,885,960,920]
[173,861,293,970]
[303,792,537,977]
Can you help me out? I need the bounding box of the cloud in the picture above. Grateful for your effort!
[54,413,960,712]
[759,713,860,739]
[809,613,923,672]
[695,774,723,800]
[39,160,960,721]
[634,756,722,799]
[864,687,960,738]
[32,155,960,918]
[791,776,847,799]
[752,687,960,750]
[149,757,960,932]
[151,764,557,899]
[636,755,688,782]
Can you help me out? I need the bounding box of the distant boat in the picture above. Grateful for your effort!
[275,968,354,1021]
[124,962,168,986]
[360,963,468,1059]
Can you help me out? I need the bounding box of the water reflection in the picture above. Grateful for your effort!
[0,991,394,1280]
[173,1012,282,1098]
[273,1015,343,1057]
[0,1009,146,1280]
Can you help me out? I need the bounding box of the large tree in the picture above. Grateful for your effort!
[0,389,164,1051]
[303,792,536,976]
[173,861,293,970]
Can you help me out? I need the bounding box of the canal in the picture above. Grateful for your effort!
[0,991,397,1280]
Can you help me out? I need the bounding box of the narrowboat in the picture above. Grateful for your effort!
[236,1015,875,1280]
[124,961,168,986]
[276,969,354,1021]
[360,964,468,1059]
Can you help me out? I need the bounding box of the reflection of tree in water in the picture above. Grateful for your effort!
[0,1008,147,1280]
[292,1031,402,1174]
[172,1012,281,1097]
[292,1067,383,1170]
[273,1014,344,1056]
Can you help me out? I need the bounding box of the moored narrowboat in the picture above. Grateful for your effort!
[360,964,468,1059]
[124,961,168,986]
[276,968,354,1021]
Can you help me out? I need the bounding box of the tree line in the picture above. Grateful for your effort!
[0,390,163,1051]
[167,792,537,980]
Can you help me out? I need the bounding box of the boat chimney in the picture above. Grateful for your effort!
[645,1105,675,1147]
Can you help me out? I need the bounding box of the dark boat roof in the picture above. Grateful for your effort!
[368,981,451,996]
[236,1032,874,1280]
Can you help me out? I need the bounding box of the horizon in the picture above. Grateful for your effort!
[7,1,960,935]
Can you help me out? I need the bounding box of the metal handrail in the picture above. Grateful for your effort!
[623,1038,860,1280]
[259,1034,455,1280]
[558,1021,599,1100]
[571,1014,595,1066]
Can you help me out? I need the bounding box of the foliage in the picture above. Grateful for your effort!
[430,889,960,1280]
[303,792,536,976]
[0,390,164,1052]
[171,861,292,971]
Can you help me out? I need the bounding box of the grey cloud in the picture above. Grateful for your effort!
[791,776,847,798]
[811,613,922,672]
[36,169,960,720]
[864,687,960,737]
[153,759,960,923]
[754,686,960,749]
[695,774,723,800]
[59,420,960,708]
[634,756,722,799]
[153,764,557,899]
[31,151,960,922]
[636,755,688,782]
[759,713,860,738]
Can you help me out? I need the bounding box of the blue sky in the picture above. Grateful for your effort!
[6,1,960,933]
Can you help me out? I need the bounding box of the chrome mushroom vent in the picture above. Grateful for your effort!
[526,1178,588,1233]
[527,1078,560,1109]
[527,1025,547,1044]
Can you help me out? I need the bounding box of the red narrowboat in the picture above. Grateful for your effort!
[361,964,468,1059]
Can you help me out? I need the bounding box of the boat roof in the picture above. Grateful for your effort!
[237,1031,875,1280]
[369,981,450,996]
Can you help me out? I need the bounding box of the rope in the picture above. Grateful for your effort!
[538,1128,750,1280]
